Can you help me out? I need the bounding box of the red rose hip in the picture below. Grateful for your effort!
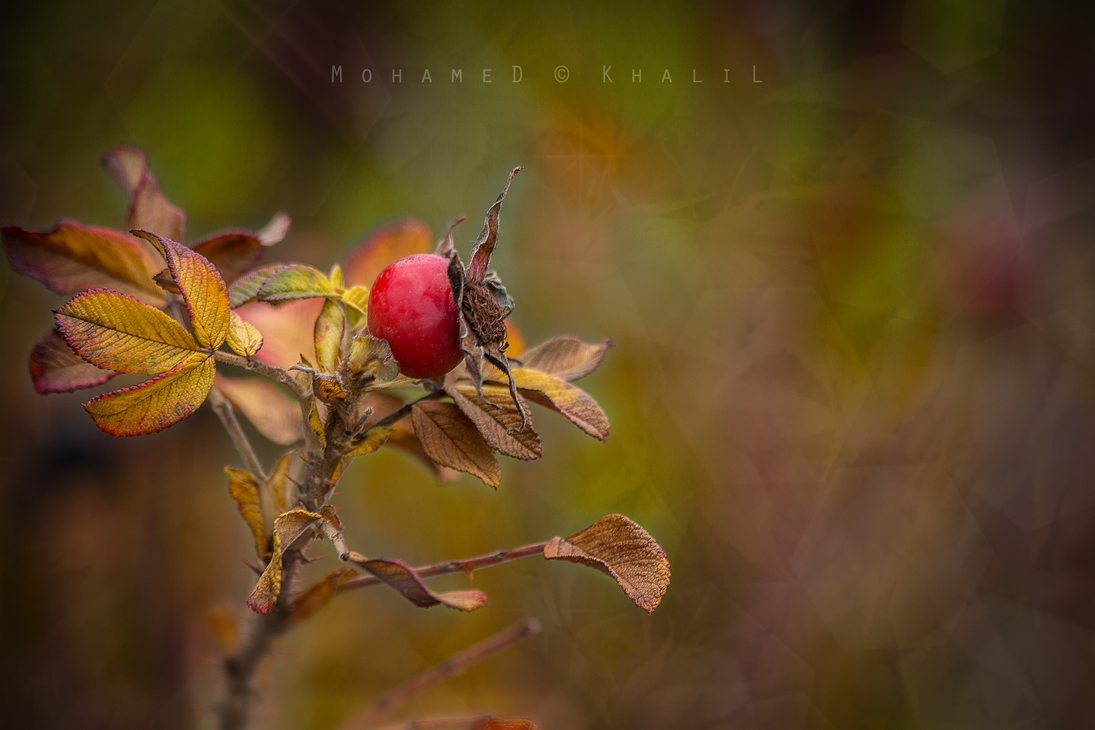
[367,253,463,378]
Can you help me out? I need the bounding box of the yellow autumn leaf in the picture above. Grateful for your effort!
[314,297,345,373]
[56,288,203,374]
[132,229,231,350]
[226,467,268,558]
[511,368,610,440]
[226,310,263,356]
[247,509,323,614]
[84,354,216,436]
[345,426,395,457]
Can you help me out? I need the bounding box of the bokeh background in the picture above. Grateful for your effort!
[4,1,1095,728]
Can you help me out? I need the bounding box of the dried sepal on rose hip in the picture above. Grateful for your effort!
[368,167,529,429]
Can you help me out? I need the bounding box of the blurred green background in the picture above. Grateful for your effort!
[5,1,1095,728]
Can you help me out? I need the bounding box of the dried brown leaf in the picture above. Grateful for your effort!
[510,368,609,441]
[473,718,539,730]
[412,400,500,487]
[516,336,612,382]
[544,514,670,613]
[346,552,488,611]
[447,385,541,460]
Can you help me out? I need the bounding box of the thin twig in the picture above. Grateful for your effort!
[214,350,309,401]
[218,553,304,730]
[340,619,541,730]
[367,390,446,432]
[337,542,549,594]
[209,387,267,482]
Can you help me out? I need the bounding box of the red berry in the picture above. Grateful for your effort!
[367,253,463,378]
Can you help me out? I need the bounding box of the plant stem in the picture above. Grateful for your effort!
[337,542,548,594]
[340,619,541,730]
[366,390,446,432]
[214,350,309,401]
[218,553,304,730]
[209,387,267,482]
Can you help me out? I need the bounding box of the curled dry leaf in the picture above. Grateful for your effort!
[346,552,488,611]
[515,336,612,382]
[247,509,324,614]
[84,354,216,436]
[510,368,609,441]
[544,514,670,614]
[226,467,268,558]
[285,567,357,626]
[412,400,500,487]
[30,328,115,394]
[2,221,165,302]
[215,375,301,445]
[446,384,541,460]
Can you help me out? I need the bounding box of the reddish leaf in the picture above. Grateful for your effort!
[544,514,671,613]
[343,218,433,288]
[29,328,116,394]
[2,221,164,301]
[101,145,186,242]
[346,552,488,611]
[191,230,265,284]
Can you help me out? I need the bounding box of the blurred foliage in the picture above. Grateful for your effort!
[5,1,1095,729]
